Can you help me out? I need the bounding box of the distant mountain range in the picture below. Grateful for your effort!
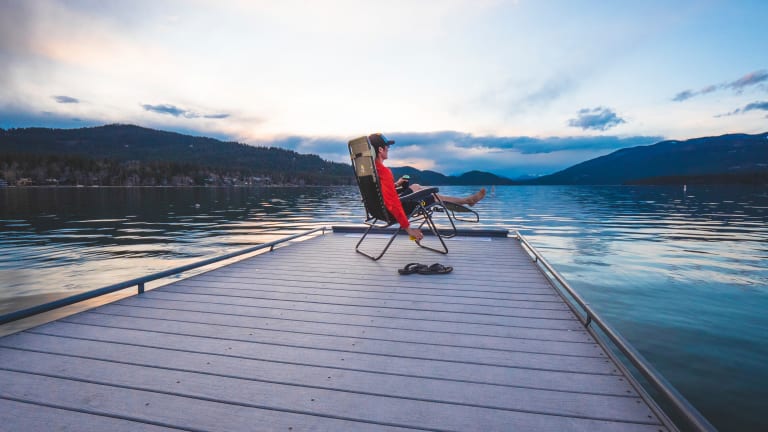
[522,132,768,185]
[1,124,766,186]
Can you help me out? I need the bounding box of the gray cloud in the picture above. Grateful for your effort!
[716,100,768,117]
[386,132,657,177]
[53,95,80,104]
[743,101,768,112]
[673,69,768,101]
[674,83,722,101]
[0,106,96,130]
[726,70,768,92]
[252,136,346,158]
[142,104,189,117]
[567,107,626,131]
[250,131,661,178]
[141,103,229,119]
[386,132,659,155]
[269,131,658,157]
[672,90,695,102]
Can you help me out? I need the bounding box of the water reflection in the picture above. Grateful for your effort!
[1,185,767,430]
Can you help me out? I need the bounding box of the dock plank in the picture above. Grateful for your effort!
[87,304,602,355]
[0,398,181,432]
[29,319,617,374]
[173,276,560,301]
[64,311,606,364]
[0,348,658,425]
[0,332,632,396]
[161,282,566,309]
[135,289,572,318]
[0,230,670,431]
[131,290,575,324]
[113,295,589,334]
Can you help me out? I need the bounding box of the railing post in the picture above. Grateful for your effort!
[138,282,145,294]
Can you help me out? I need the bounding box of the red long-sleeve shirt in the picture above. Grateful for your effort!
[375,159,409,228]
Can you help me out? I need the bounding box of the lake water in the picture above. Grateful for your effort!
[1,185,766,431]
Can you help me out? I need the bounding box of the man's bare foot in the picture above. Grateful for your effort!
[467,188,486,206]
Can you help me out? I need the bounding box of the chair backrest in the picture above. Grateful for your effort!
[348,136,393,223]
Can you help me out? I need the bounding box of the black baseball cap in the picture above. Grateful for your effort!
[369,133,395,150]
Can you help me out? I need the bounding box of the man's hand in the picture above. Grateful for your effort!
[405,227,424,241]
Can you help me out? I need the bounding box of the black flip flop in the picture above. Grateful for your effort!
[418,263,453,275]
[398,263,428,275]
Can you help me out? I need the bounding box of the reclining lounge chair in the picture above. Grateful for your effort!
[348,135,464,261]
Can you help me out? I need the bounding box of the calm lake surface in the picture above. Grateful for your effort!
[1,185,766,431]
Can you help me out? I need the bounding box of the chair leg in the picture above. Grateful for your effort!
[415,214,449,254]
[426,195,459,239]
[411,205,450,255]
[436,202,459,239]
[355,224,400,261]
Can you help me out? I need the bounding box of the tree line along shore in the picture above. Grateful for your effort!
[0,153,355,187]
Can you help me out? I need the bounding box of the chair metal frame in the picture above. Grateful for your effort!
[440,201,480,223]
[349,136,458,261]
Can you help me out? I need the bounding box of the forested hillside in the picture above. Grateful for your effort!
[0,124,354,186]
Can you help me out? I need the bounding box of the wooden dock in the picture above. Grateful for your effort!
[0,229,672,431]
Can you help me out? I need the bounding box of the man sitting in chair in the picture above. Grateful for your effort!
[370,133,487,242]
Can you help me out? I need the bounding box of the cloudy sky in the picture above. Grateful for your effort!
[1,0,766,177]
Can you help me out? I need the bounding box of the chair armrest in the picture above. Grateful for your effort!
[399,187,439,202]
